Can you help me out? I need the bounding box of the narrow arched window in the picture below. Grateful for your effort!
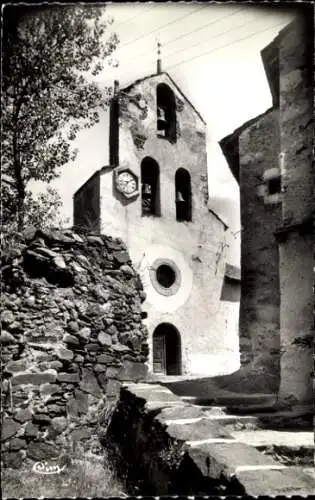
[141,157,160,216]
[175,168,192,222]
[156,83,177,143]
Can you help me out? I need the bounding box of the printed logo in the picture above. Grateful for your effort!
[32,461,66,474]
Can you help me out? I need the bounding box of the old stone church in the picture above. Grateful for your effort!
[74,62,239,377]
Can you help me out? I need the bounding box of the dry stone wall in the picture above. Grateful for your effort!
[1,228,148,469]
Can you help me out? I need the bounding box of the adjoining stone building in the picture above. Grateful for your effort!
[220,12,313,405]
[74,62,240,377]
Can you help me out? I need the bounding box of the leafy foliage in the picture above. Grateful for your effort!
[2,5,119,229]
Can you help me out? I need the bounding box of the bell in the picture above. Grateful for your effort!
[157,107,167,131]
[157,107,166,119]
[176,191,185,202]
[143,183,152,195]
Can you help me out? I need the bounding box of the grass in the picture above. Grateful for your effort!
[1,448,126,498]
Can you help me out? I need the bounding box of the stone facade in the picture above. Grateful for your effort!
[74,71,240,377]
[1,228,148,468]
[219,13,313,404]
[220,109,281,372]
[275,17,313,404]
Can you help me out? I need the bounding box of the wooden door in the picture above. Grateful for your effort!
[153,334,166,374]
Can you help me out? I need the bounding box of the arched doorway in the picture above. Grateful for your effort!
[152,323,182,375]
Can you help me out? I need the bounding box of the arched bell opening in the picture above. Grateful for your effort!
[156,83,177,143]
[175,168,192,222]
[141,157,161,216]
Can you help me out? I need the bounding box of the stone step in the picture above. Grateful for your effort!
[180,393,277,410]
[204,413,259,428]
[230,429,314,450]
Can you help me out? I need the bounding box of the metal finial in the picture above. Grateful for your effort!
[157,38,162,74]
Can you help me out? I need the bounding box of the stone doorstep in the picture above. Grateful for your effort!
[180,394,277,407]
[187,440,315,495]
[188,440,278,479]
[234,466,315,496]
[203,414,259,426]
[166,419,234,442]
[156,405,204,423]
[146,401,189,412]
[123,384,184,404]
[230,430,314,449]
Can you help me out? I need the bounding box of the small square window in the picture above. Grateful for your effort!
[268,177,281,195]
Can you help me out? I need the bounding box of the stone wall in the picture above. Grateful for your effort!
[1,228,148,469]
[276,16,313,404]
[238,108,281,368]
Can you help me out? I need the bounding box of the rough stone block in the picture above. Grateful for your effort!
[118,361,148,382]
[5,360,28,373]
[67,320,79,333]
[96,373,107,391]
[1,418,20,441]
[77,327,91,340]
[3,451,23,469]
[120,265,134,277]
[106,367,120,378]
[56,347,74,361]
[98,331,112,346]
[70,427,91,441]
[167,420,234,443]
[106,379,121,397]
[97,353,114,364]
[57,372,80,383]
[235,466,315,496]
[49,360,63,371]
[51,416,68,434]
[11,371,57,386]
[33,413,52,425]
[24,422,40,438]
[40,383,61,397]
[67,389,89,416]
[113,250,130,264]
[94,363,107,373]
[27,441,61,460]
[80,368,102,396]
[14,408,33,423]
[0,330,17,345]
[86,235,104,246]
[63,333,80,347]
[46,404,66,416]
[188,441,276,480]
[8,438,27,450]
[112,343,131,353]
[156,405,204,423]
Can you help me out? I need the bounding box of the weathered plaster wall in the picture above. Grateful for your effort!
[277,17,313,404]
[1,228,148,469]
[238,109,281,369]
[96,73,239,376]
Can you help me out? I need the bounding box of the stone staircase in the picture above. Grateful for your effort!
[179,394,314,481]
[109,382,315,496]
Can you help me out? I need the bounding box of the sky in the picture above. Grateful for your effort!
[30,2,296,266]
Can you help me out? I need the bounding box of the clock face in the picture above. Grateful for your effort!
[117,171,137,195]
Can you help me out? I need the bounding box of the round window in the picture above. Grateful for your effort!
[149,258,181,296]
[156,264,176,288]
